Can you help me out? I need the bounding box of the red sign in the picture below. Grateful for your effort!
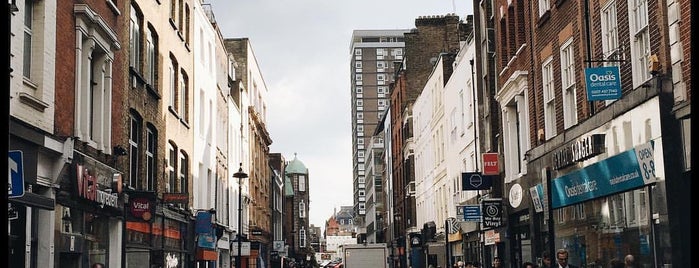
[130,197,153,221]
[482,153,499,175]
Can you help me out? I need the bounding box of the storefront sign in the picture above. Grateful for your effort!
[197,233,216,249]
[461,205,481,222]
[130,197,153,221]
[461,172,493,190]
[481,199,502,228]
[231,241,251,256]
[482,153,499,175]
[484,230,500,245]
[529,184,544,213]
[553,134,605,170]
[195,211,214,234]
[162,193,189,204]
[509,183,523,208]
[585,66,622,101]
[551,141,656,208]
[273,240,285,252]
[75,164,118,208]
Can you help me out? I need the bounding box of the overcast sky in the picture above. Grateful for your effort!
[206,0,474,230]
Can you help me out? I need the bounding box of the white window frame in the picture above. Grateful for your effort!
[129,114,140,189]
[542,57,557,139]
[146,126,156,191]
[167,143,176,192]
[145,27,156,85]
[178,150,187,193]
[538,0,550,17]
[75,5,117,153]
[169,61,176,108]
[299,175,306,192]
[354,48,362,55]
[560,38,578,129]
[355,61,362,69]
[628,0,651,87]
[601,1,620,63]
[179,70,187,119]
[129,6,141,72]
[22,0,33,78]
[299,201,306,218]
[299,228,306,247]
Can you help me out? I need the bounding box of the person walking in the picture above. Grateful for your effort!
[541,251,552,268]
[492,257,502,268]
[623,254,636,268]
[555,249,578,268]
[522,262,536,268]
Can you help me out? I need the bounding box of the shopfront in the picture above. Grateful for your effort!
[55,153,125,268]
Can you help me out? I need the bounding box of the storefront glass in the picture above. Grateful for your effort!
[553,188,663,268]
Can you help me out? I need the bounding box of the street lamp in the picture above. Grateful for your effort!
[233,163,248,268]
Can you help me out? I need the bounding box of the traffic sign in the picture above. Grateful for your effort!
[8,150,25,198]
[461,172,493,190]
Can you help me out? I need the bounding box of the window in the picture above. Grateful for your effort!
[129,6,142,73]
[169,55,178,109]
[356,99,363,107]
[601,1,619,64]
[146,125,156,191]
[357,125,364,133]
[299,228,306,247]
[628,0,650,87]
[354,48,362,55]
[184,4,190,44]
[355,74,362,81]
[299,201,306,218]
[299,175,306,192]
[377,61,386,70]
[538,0,550,17]
[355,61,362,69]
[23,0,33,78]
[129,112,141,189]
[178,151,188,193]
[560,38,577,128]
[145,26,158,86]
[377,74,386,85]
[179,70,189,121]
[542,57,556,139]
[75,5,118,152]
[167,142,177,192]
[355,86,363,94]
[391,48,403,59]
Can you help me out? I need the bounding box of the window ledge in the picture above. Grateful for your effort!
[106,0,121,16]
[537,10,551,27]
[18,92,49,112]
[145,84,161,99]
[180,118,190,128]
[169,18,178,31]
[168,106,180,118]
[185,42,191,52]
[177,31,185,42]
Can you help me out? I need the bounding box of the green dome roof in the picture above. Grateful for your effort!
[285,153,308,174]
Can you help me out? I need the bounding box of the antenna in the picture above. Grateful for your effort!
[452,0,456,14]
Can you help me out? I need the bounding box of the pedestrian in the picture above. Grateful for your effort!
[492,257,502,268]
[623,254,636,268]
[522,262,536,268]
[541,251,552,268]
[609,258,624,268]
[91,263,105,268]
[455,260,465,267]
[555,249,578,268]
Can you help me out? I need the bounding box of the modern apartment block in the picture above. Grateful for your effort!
[349,30,409,229]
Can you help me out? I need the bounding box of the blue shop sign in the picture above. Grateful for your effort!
[585,66,621,101]
[551,141,656,208]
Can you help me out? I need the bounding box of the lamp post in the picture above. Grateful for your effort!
[233,163,248,268]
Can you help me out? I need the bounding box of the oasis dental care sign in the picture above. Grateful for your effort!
[585,66,622,101]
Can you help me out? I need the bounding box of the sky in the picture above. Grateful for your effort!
[206,0,474,230]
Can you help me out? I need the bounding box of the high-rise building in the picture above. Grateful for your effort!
[349,30,409,228]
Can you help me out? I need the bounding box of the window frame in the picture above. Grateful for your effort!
[542,56,557,139]
[560,38,577,129]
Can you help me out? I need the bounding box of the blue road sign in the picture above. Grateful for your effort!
[461,172,493,190]
[462,205,481,221]
[8,150,25,198]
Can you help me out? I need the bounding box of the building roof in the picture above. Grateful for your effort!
[285,153,308,174]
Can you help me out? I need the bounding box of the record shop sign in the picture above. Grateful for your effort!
[481,199,503,228]
[552,134,605,170]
